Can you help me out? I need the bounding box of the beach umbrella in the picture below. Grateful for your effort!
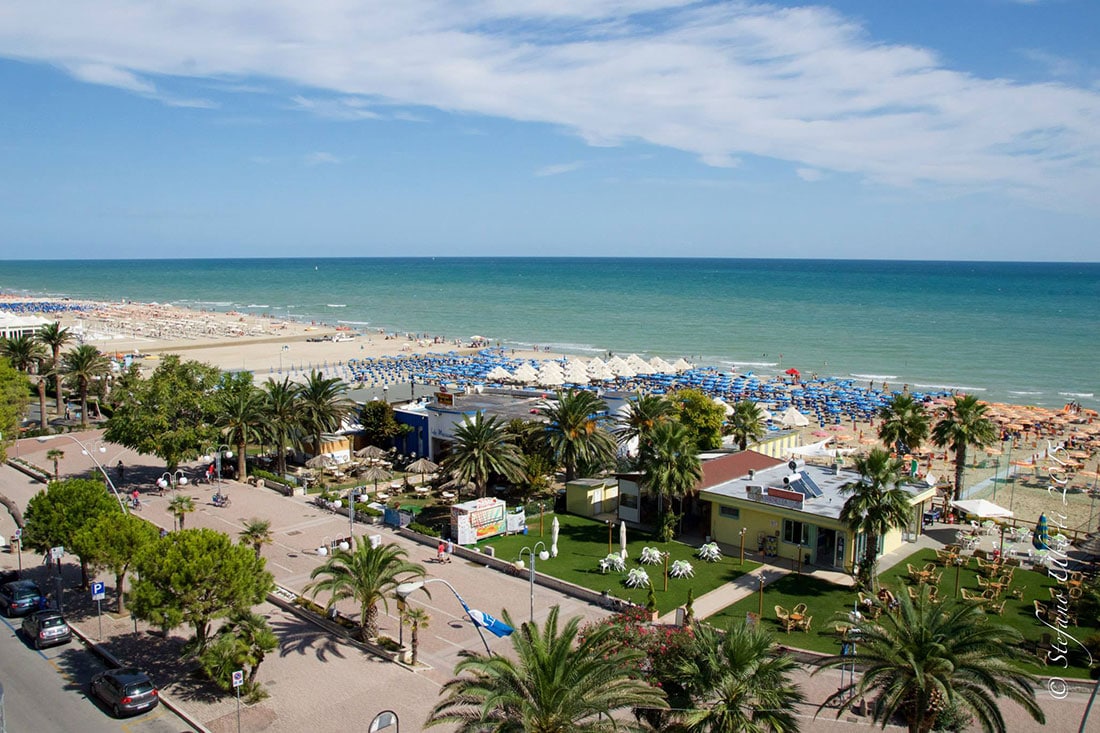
[551,516,560,558]
[671,357,693,372]
[649,356,674,374]
[485,365,513,381]
[619,520,628,559]
[1033,514,1050,550]
[406,457,439,484]
[359,464,393,493]
[306,454,337,469]
[511,363,538,383]
[354,445,387,462]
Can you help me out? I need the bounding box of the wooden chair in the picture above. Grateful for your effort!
[986,599,1006,615]
[976,576,995,591]
[960,589,985,603]
[797,614,813,632]
[1009,585,1026,600]
[1033,600,1052,623]
[792,602,807,617]
[775,605,793,633]
[927,586,940,603]
[907,586,920,601]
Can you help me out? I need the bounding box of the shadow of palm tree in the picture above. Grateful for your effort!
[269,615,348,662]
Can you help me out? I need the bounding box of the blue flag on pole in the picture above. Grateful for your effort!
[459,599,514,638]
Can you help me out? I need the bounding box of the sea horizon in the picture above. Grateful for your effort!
[3,257,1098,411]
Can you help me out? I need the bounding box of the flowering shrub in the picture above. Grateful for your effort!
[669,560,694,578]
[639,546,663,565]
[697,542,722,562]
[624,568,651,588]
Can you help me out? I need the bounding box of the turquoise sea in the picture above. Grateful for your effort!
[2,258,1098,409]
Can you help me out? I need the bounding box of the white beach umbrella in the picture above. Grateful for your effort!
[485,365,513,381]
[606,355,629,373]
[626,354,652,374]
[671,357,693,372]
[511,363,539,383]
[537,362,565,386]
[587,359,614,381]
[612,362,636,379]
[551,516,560,557]
[619,520,628,559]
[563,361,590,384]
[649,356,675,374]
[713,396,735,416]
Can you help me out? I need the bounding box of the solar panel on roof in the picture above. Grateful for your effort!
[797,471,824,498]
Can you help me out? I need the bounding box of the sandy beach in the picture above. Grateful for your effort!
[8,295,1100,535]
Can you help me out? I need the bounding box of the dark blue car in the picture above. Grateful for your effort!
[0,579,43,617]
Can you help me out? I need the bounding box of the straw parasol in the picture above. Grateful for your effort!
[359,464,393,493]
[354,445,388,462]
[406,457,439,484]
[306,454,337,469]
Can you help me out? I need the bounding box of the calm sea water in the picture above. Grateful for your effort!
[3,258,1098,409]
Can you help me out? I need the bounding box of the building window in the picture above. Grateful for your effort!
[719,506,740,520]
[782,519,808,545]
[620,492,638,509]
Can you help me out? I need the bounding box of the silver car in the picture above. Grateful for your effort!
[21,609,73,649]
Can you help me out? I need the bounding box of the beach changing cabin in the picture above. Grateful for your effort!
[451,497,509,545]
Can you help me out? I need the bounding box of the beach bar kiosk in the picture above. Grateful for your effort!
[451,497,509,546]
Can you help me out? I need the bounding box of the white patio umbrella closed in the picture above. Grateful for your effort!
[551,516,560,557]
[619,521,628,559]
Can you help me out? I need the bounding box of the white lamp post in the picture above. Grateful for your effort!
[156,469,188,494]
[202,444,233,482]
[516,542,549,624]
[36,435,126,512]
[397,578,512,656]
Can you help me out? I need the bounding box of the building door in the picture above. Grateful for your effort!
[816,528,836,566]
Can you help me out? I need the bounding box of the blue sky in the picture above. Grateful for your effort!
[1,0,1098,261]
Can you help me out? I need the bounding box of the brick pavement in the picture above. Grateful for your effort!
[2,433,1095,732]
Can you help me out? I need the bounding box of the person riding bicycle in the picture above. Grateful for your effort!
[130,489,141,510]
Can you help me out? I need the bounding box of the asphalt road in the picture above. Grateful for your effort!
[0,611,194,733]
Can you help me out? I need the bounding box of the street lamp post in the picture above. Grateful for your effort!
[739,528,747,566]
[36,435,126,512]
[156,470,189,494]
[516,542,549,624]
[396,578,513,656]
[203,444,232,483]
[348,487,364,539]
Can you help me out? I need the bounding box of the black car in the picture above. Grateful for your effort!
[0,579,43,617]
[21,609,73,649]
[89,668,160,717]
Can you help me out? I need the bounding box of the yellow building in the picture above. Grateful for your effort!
[700,453,936,571]
[565,477,619,518]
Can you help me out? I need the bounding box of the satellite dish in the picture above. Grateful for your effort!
[788,460,798,472]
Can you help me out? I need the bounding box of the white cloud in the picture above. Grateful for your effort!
[797,168,823,182]
[304,152,341,166]
[535,161,584,177]
[3,1,1098,211]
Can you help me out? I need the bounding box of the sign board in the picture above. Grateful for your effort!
[91,582,106,601]
[435,391,454,406]
[451,497,508,545]
[13,528,21,540]
[50,546,64,560]
[232,670,244,688]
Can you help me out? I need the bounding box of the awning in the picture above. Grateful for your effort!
[949,498,1013,519]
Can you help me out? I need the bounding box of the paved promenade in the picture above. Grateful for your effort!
[2,432,1094,732]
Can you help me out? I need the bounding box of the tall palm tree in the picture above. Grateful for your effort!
[442,412,524,498]
[614,393,676,450]
[305,538,425,640]
[638,420,701,520]
[33,357,52,430]
[61,344,110,427]
[816,585,1045,733]
[168,494,196,530]
[427,605,668,732]
[401,605,431,666]
[538,389,617,482]
[239,518,273,558]
[726,400,767,451]
[262,377,301,477]
[877,393,931,455]
[1,334,48,372]
[676,620,804,733]
[296,371,354,461]
[217,383,265,481]
[839,448,911,590]
[931,395,997,501]
[36,322,73,416]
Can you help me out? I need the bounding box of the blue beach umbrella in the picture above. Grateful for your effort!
[1033,514,1050,550]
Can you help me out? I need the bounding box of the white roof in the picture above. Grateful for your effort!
[950,499,1013,519]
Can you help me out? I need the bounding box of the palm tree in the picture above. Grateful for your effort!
[296,371,354,461]
[442,412,524,498]
[223,610,279,686]
[816,585,1045,733]
[401,604,431,666]
[61,344,110,427]
[217,384,265,482]
[877,393,931,455]
[168,494,196,530]
[638,420,701,521]
[36,322,73,416]
[305,537,425,640]
[427,605,668,731]
[839,448,911,590]
[726,400,767,451]
[262,377,301,478]
[676,620,804,733]
[614,393,676,450]
[46,449,64,480]
[539,389,617,482]
[932,395,998,501]
[239,518,273,558]
[33,357,52,430]
[1,334,48,373]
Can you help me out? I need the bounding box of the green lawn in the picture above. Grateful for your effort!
[470,512,760,615]
[709,547,1098,678]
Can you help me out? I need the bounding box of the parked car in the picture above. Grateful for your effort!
[89,668,160,717]
[21,609,72,649]
[0,579,43,617]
